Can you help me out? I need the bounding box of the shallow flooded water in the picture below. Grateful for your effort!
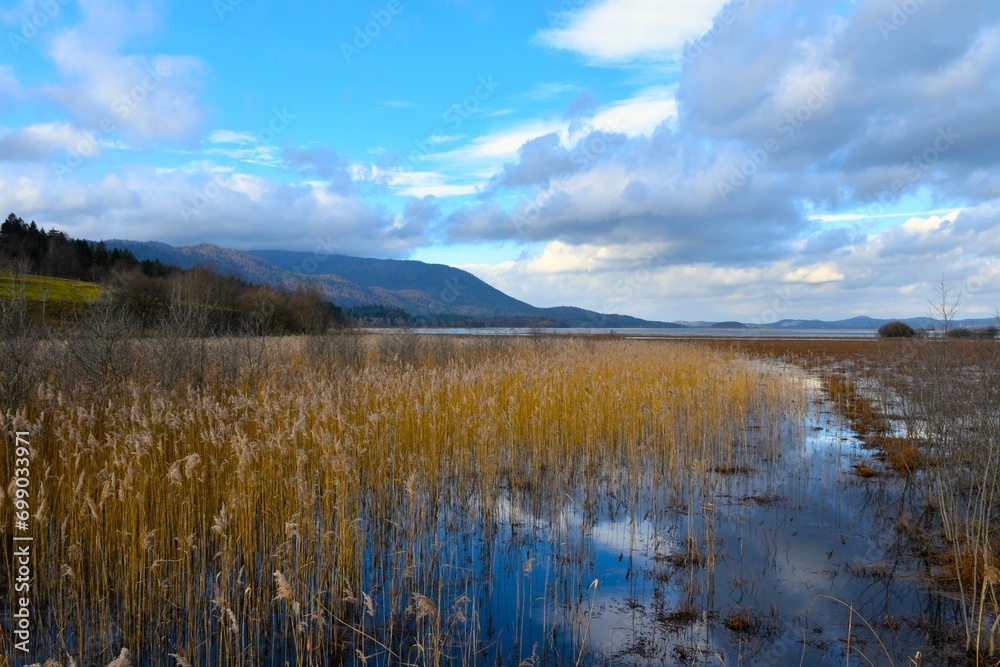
[393,372,963,666]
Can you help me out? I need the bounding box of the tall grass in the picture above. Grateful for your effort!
[1,335,804,665]
[876,329,1000,661]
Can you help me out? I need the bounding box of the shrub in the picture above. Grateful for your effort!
[877,320,915,338]
[946,326,999,339]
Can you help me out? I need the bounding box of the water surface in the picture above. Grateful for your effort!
[408,328,879,339]
[412,371,960,666]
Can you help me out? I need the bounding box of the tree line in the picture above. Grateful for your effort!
[1,212,346,334]
[878,319,998,339]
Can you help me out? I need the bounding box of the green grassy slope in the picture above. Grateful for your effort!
[0,273,103,321]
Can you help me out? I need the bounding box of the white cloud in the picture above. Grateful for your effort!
[0,123,98,161]
[0,161,428,256]
[0,66,21,100]
[782,263,845,284]
[535,0,730,63]
[390,170,480,198]
[809,208,964,223]
[457,204,1000,321]
[207,130,258,145]
[433,120,564,165]
[519,241,628,274]
[416,133,465,147]
[592,87,678,137]
[203,145,284,168]
[516,82,577,101]
[39,2,205,143]
[901,210,959,234]
[0,0,46,23]
[409,87,677,196]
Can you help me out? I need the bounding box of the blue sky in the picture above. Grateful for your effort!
[1,0,999,321]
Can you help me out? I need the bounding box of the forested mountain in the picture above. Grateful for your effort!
[110,241,683,327]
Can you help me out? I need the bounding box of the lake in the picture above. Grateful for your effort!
[410,327,879,338]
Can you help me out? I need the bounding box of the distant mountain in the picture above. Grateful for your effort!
[107,241,683,328]
[250,249,542,318]
[756,316,998,330]
[756,316,884,329]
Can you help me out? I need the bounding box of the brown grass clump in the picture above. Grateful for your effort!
[722,608,764,635]
[661,604,699,628]
[824,373,891,440]
[872,436,924,473]
[824,374,923,473]
[933,530,1000,591]
[853,463,880,478]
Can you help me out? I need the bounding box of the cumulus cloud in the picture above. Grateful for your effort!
[0,123,99,162]
[535,0,730,63]
[36,0,205,143]
[283,147,355,195]
[493,133,582,188]
[462,204,1000,320]
[676,0,1000,193]
[0,161,430,257]
[45,38,205,142]
[446,0,1000,319]
[441,0,1000,319]
[391,196,441,244]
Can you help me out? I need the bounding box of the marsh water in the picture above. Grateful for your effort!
[409,328,879,338]
[377,370,962,666]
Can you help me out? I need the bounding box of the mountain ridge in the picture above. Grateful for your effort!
[106,240,684,328]
[104,240,997,330]
[757,316,999,330]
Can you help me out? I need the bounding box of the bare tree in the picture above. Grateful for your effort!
[148,277,213,388]
[65,295,138,392]
[0,263,43,413]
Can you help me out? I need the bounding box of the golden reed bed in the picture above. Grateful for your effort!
[2,336,805,665]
